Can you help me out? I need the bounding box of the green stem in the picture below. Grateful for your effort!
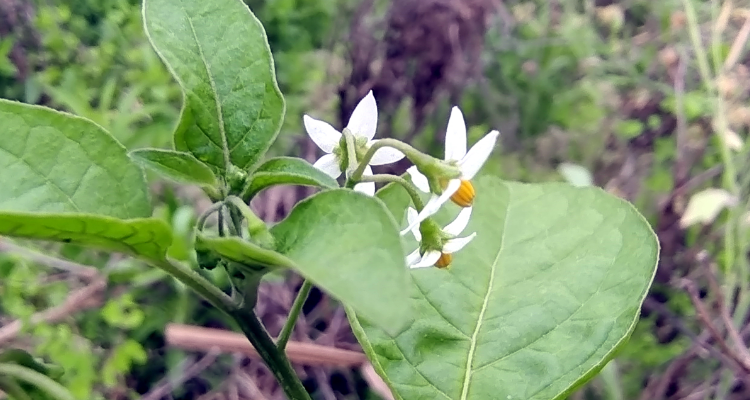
[197,202,225,231]
[343,129,358,176]
[277,280,313,351]
[349,138,432,185]
[0,363,76,400]
[151,258,235,314]
[231,309,311,399]
[225,196,276,249]
[361,174,425,211]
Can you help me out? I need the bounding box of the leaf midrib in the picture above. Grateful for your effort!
[459,194,511,400]
[183,10,231,171]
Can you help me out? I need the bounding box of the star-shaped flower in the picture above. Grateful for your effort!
[404,206,476,269]
[303,91,405,195]
[404,106,498,233]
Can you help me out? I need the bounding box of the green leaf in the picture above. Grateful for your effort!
[130,148,218,187]
[242,156,339,199]
[351,176,658,400]
[270,189,412,334]
[0,99,151,218]
[0,212,173,262]
[195,234,294,269]
[143,0,285,174]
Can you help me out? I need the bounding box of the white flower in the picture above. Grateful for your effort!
[405,206,476,269]
[303,90,405,195]
[403,106,498,233]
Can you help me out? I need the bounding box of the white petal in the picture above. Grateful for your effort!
[368,140,405,165]
[459,130,500,179]
[400,179,459,234]
[313,153,342,178]
[353,165,375,196]
[443,232,476,254]
[405,207,421,241]
[407,166,430,193]
[444,106,467,161]
[346,90,377,140]
[354,182,375,196]
[406,248,421,266]
[304,115,341,153]
[411,250,441,269]
[443,206,472,236]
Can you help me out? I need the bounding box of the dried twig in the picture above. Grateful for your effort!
[141,349,221,400]
[165,324,367,367]
[0,239,99,279]
[0,278,106,345]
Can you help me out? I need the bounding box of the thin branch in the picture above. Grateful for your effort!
[0,240,99,280]
[141,349,220,400]
[165,323,366,367]
[0,278,106,345]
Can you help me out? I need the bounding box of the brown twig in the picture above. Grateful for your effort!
[0,239,99,280]
[0,278,106,345]
[699,251,750,369]
[141,349,221,400]
[164,324,367,367]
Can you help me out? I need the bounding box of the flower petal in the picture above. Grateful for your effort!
[346,90,377,140]
[407,166,430,193]
[411,250,441,269]
[443,232,476,254]
[313,153,342,178]
[353,165,375,196]
[354,182,375,196]
[406,248,421,266]
[404,207,421,241]
[443,206,472,236]
[401,179,460,234]
[368,140,406,165]
[304,115,341,153]
[445,106,467,161]
[459,130,500,179]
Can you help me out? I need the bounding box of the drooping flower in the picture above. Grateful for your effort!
[404,206,476,269]
[404,106,499,233]
[303,90,405,195]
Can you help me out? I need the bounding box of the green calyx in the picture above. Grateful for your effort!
[334,133,369,173]
[418,218,445,254]
[414,161,462,195]
[226,164,249,195]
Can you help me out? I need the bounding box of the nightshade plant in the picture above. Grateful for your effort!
[0,0,659,399]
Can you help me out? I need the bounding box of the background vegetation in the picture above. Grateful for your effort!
[1,0,749,398]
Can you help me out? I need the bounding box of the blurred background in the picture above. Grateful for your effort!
[1,0,750,399]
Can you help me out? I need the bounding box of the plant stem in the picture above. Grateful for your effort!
[0,363,76,400]
[361,174,426,211]
[152,258,235,314]
[277,280,313,351]
[225,196,276,249]
[197,201,225,231]
[231,309,312,399]
[349,138,431,185]
[343,129,358,176]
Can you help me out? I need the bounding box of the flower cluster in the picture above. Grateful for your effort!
[303,91,498,269]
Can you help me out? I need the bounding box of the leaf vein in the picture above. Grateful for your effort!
[183,11,231,171]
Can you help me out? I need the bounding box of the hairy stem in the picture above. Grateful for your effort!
[277,280,313,351]
[361,174,426,211]
[231,309,312,399]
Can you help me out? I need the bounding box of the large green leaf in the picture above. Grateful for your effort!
[351,176,658,400]
[0,99,151,218]
[130,148,218,187]
[143,0,285,174]
[0,212,173,262]
[242,156,338,199]
[270,189,412,334]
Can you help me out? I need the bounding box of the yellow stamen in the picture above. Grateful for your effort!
[435,252,452,269]
[440,179,475,207]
